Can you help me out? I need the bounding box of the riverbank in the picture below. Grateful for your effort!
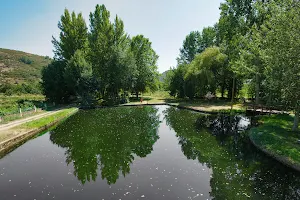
[0,107,78,154]
[125,96,245,114]
[249,114,300,171]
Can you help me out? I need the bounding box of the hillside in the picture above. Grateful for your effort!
[0,48,51,85]
[159,70,170,82]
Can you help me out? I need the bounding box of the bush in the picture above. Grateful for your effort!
[19,56,33,65]
[17,100,35,110]
[0,83,42,95]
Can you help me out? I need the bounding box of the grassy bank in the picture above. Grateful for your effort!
[249,114,300,168]
[0,107,78,143]
[19,107,78,129]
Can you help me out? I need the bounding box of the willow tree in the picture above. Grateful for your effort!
[184,47,228,98]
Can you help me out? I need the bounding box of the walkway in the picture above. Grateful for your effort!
[0,109,64,132]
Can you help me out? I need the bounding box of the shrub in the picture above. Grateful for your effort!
[0,83,42,95]
[19,56,33,65]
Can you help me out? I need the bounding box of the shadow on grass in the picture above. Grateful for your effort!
[250,114,300,164]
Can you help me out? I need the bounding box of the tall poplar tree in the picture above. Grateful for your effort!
[52,9,88,61]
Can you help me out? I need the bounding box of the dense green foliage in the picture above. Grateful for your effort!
[177,27,218,65]
[166,0,300,131]
[52,9,88,61]
[167,47,231,99]
[185,47,228,98]
[42,61,69,103]
[0,82,42,95]
[0,94,44,116]
[131,35,159,98]
[42,5,159,105]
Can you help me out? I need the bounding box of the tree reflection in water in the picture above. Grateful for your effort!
[50,106,160,185]
[164,107,300,200]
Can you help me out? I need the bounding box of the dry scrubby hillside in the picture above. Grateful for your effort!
[0,48,51,85]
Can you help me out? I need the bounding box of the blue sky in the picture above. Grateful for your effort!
[0,0,223,72]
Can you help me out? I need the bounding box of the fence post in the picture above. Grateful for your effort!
[19,107,23,117]
[34,105,37,112]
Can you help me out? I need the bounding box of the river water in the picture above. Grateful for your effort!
[0,105,299,200]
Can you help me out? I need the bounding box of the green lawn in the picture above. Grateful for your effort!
[249,114,300,165]
[20,107,78,129]
[0,107,78,142]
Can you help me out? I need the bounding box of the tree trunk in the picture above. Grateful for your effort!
[292,107,299,132]
[255,73,260,105]
[230,76,235,114]
[136,91,139,100]
[221,76,225,98]
[221,83,225,98]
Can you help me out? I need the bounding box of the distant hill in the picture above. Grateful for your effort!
[0,48,51,85]
[159,70,170,82]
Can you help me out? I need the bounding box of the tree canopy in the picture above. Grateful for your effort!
[166,0,300,131]
[42,4,159,106]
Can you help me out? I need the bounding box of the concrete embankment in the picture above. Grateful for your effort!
[0,108,78,155]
